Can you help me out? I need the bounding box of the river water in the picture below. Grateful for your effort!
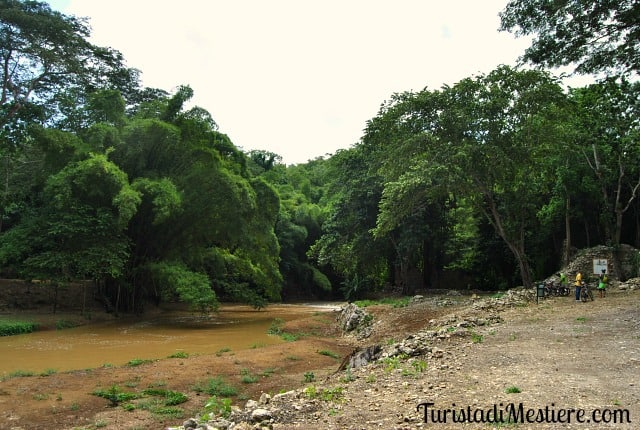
[0,303,340,375]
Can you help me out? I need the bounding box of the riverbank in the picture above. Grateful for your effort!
[0,303,350,430]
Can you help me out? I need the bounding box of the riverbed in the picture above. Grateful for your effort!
[0,303,341,375]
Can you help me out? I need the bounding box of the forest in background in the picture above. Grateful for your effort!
[1,0,639,313]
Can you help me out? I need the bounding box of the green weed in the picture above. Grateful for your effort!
[92,385,139,407]
[470,332,484,343]
[193,376,237,397]
[355,297,411,308]
[240,368,258,384]
[126,358,152,367]
[318,350,340,359]
[201,395,232,419]
[142,389,188,406]
[304,386,344,402]
[216,347,231,356]
[303,371,315,383]
[40,368,57,376]
[55,319,77,330]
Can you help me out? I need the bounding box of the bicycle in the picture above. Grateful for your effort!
[580,281,594,302]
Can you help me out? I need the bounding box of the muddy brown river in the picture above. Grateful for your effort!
[0,303,340,375]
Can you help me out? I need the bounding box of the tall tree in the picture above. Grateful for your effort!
[0,0,131,134]
[571,78,640,246]
[500,0,640,77]
[435,67,569,288]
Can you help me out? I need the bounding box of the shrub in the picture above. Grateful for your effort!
[193,377,237,397]
[0,320,38,336]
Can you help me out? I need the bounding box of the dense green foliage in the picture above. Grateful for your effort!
[0,320,38,336]
[1,1,639,310]
[500,0,640,77]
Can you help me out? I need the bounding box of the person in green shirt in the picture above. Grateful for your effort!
[597,269,608,298]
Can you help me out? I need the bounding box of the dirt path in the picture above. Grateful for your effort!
[252,288,640,430]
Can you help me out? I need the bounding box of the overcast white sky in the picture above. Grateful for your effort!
[48,0,535,165]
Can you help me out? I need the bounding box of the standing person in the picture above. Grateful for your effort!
[559,272,567,285]
[597,269,608,298]
[574,271,583,302]
[559,272,569,295]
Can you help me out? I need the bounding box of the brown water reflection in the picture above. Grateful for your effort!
[0,303,340,375]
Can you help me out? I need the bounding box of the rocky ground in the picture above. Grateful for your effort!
[175,282,640,430]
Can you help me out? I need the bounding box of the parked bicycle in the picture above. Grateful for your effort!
[544,280,570,297]
[580,281,594,302]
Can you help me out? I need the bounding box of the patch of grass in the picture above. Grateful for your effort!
[193,376,237,397]
[382,356,402,373]
[267,317,304,342]
[411,359,428,373]
[267,318,285,335]
[142,389,188,406]
[249,342,266,349]
[168,351,189,359]
[470,332,484,343]
[32,393,49,400]
[318,350,340,359]
[216,347,231,356]
[55,319,78,330]
[126,358,153,367]
[279,332,300,342]
[355,297,411,308]
[40,368,57,376]
[505,386,522,394]
[303,371,315,383]
[0,320,39,336]
[122,403,136,412]
[7,369,35,379]
[490,292,505,298]
[576,316,587,323]
[261,367,276,377]
[341,367,355,383]
[285,355,301,361]
[136,397,184,418]
[92,385,139,407]
[240,368,258,384]
[304,386,345,403]
[365,374,377,383]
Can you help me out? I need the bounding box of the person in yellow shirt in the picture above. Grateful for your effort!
[574,271,583,302]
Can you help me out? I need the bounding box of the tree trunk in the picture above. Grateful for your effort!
[563,194,571,267]
[52,282,59,314]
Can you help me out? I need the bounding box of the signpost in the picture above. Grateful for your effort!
[593,259,608,275]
